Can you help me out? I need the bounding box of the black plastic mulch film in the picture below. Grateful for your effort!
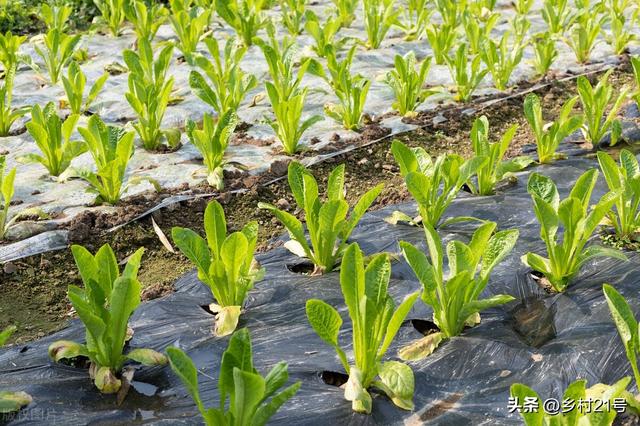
[3,141,640,425]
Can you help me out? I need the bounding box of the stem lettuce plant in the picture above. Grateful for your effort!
[259,161,383,274]
[41,2,72,31]
[332,0,358,27]
[446,43,488,103]
[576,71,629,147]
[542,0,574,35]
[531,32,558,77]
[395,0,430,41]
[0,155,16,241]
[564,2,606,64]
[467,116,532,195]
[425,22,457,65]
[76,115,158,205]
[190,36,257,117]
[124,40,180,151]
[462,9,499,56]
[62,61,108,115]
[93,0,127,36]
[0,325,32,413]
[523,93,583,164]
[167,328,300,425]
[20,102,85,177]
[172,200,264,336]
[362,0,399,49]
[215,0,267,47]
[400,221,518,359]
[279,0,306,35]
[383,52,439,117]
[125,0,169,42]
[522,170,627,292]
[48,244,167,394]
[306,243,419,413]
[34,29,81,84]
[481,32,524,91]
[605,9,636,55]
[0,32,29,136]
[597,149,640,238]
[185,110,237,189]
[304,11,345,58]
[391,140,486,227]
[169,0,211,65]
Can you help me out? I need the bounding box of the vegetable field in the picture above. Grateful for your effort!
[2,0,640,424]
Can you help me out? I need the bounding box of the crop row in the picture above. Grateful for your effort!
[0,0,638,219]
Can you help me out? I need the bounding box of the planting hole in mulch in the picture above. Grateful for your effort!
[286,261,316,275]
[410,319,440,336]
[510,296,557,347]
[320,370,349,388]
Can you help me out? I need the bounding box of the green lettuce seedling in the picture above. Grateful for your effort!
[41,3,72,32]
[20,102,85,177]
[94,0,127,36]
[542,0,574,35]
[332,0,358,27]
[467,116,532,195]
[396,0,430,41]
[362,0,400,49]
[564,2,606,64]
[190,36,257,117]
[279,0,306,35]
[62,61,108,115]
[306,243,419,413]
[446,43,488,102]
[311,46,371,130]
[0,32,29,136]
[605,9,636,55]
[514,0,534,14]
[576,71,629,148]
[167,328,300,425]
[185,110,237,189]
[481,31,524,91]
[462,9,499,56]
[76,115,158,205]
[531,32,558,77]
[33,29,81,84]
[522,171,627,292]
[48,244,167,394]
[215,0,267,47]
[0,155,16,241]
[124,39,180,151]
[523,93,583,164]
[0,325,32,414]
[390,140,486,227]
[510,377,630,425]
[169,0,211,65]
[434,0,462,27]
[383,52,440,117]
[400,221,517,360]
[172,200,264,336]
[597,149,640,238]
[259,161,383,275]
[425,22,457,65]
[125,0,169,42]
[304,11,345,58]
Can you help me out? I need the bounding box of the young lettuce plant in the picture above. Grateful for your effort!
[597,150,640,238]
[215,0,267,47]
[0,325,32,414]
[172,200,264,336]
[390,140,486,227]
[395,0,430,41]
[632,56,640,110]
[41,2,72,31]
[605,9,636,55]
[265,83,323,155]
[510,377,631,425]
[312,46,371,130]
[481,32,524,91]
[542,0,574,35]
[531,32,558,77]
[564,3,606,64]
[362,0,400,49]
[76,115,158,205]
[185,110,237,189]
[304,11,345,58]
[462,9,499,56]
[467,116,532,195]
[167,328,300,425]
[514,0,534,15]
[0,32,29,136]
[62,61,108,115]
[20,102,85,177]
[523,93,583,164]
[126,0,169,42]
[576,72,629,147]
[383,52,440,117]
[169,0,211,65]
[190,36,257,117]
[279,0,306,35]
[124,40,180,151]
[446,43,488,103]
[434,0,462,27]
[0,155,16,241]
[332,0,358,27]
[400,221,518,360]
[425,22,457,65]
[33,29,81,84]
[522,171,627,292]
[48,244,168,394]
[259,161,383,274]
[306,243,419,413]
[93,0,127,36]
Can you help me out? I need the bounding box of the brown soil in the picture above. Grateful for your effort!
[1,63,636,344]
